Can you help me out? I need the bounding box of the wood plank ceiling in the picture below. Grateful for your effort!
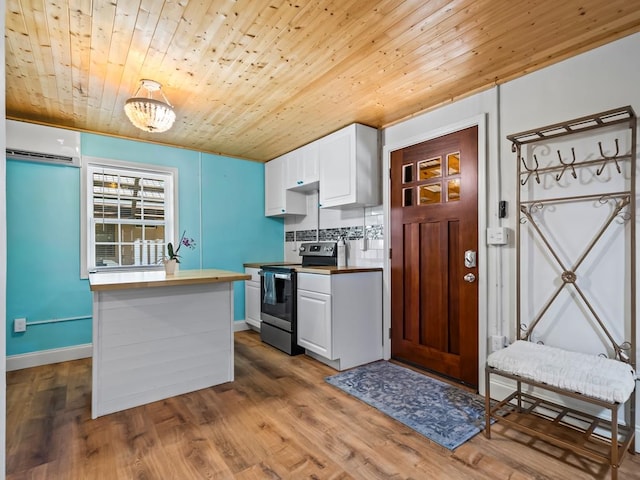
[5,0,640,162]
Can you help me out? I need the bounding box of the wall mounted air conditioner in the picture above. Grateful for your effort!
[6,120,81,167]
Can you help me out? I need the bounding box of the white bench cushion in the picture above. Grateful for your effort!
[487,340,636,404]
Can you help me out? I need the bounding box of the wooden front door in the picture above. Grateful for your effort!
[390,126,479,388]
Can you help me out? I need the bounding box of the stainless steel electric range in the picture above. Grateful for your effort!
[259,241,337,355]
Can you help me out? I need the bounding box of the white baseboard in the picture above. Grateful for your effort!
[305,349,341,370]
[7,322,249,371]
[6,343,93,371]
[233,320,250,332]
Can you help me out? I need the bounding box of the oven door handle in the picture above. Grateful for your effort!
[258,271,292,280]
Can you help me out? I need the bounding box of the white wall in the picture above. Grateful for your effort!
[499,33,640,348]
[381,31,640,439]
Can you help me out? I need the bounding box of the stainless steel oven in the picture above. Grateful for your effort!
[260,265,304,355]
[260,242,338,355]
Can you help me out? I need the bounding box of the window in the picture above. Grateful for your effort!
[83,158,177,273]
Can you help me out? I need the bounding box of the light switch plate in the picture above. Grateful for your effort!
[487,227,508,245]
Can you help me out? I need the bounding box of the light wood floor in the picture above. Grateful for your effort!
[6,330,640,479]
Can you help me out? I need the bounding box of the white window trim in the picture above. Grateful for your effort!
[80,155,179,279]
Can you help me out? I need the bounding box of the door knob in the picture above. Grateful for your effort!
[463,273,476,283]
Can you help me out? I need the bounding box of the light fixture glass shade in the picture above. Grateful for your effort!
[124,80,176,133]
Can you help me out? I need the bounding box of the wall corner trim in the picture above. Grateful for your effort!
[6,343,92,371]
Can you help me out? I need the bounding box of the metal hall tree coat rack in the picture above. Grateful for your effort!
[485,106,637,480]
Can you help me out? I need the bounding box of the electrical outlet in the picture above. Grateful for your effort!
[14,318,27,333]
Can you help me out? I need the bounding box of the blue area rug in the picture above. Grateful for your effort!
[326,361,488,450]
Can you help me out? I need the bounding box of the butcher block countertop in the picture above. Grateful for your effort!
[89,268,250,291]
[243,262,381,275]
[243,261,299,268]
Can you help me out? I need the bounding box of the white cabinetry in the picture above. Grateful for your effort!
[297,271,382,370]
[244,267,262,330]
[265,155,306,217]
[297,276,332,358]
[285,142,319,191]
[318,123,379,208]
[265,123,378,217]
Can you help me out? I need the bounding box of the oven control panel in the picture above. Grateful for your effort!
[299,242,337,256]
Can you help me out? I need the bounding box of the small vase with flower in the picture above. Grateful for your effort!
[164,230,196,275]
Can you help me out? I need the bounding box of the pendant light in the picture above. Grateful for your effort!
[124,79,176,133]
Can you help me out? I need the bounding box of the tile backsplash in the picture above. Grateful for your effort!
[284,191,384,266]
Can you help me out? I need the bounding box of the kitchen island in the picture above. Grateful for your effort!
[89,268,250,418]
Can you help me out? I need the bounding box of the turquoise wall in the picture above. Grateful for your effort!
[6,133,284,356]
[200,153,285,312]
[6,161,92,355]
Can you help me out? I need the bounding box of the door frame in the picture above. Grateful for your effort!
[382,114,489,394]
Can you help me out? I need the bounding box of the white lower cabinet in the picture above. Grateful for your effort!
[244,267,262,330]
[297,271,382,370]
[297,287,332,358]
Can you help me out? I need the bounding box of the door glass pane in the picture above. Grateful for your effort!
[418,157,442,179]
[403,187,413,206]
[447,179,460,202]
[418,184,441,204]
[402,164,413,183]
[447,152,461,175]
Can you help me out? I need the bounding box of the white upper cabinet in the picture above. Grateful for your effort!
[283,150,301,190]
[265,123,378,217]
[284,142,319,191]
[265,155,306,217]
[318,123,379,208]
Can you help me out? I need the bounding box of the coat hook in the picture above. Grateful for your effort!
[555,147,577,181]
[597,138,621,175]
[521,155,540,185]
